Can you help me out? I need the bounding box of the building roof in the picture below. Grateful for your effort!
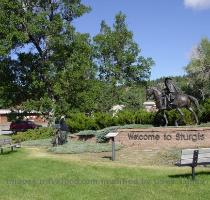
[0,109,44,115]
[0,109,11,114]
[143,101,156,106]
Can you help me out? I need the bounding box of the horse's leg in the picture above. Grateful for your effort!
[188,107,199,125]
[163,110,168,127]
[175,108,184,127]
[155,110,162,127]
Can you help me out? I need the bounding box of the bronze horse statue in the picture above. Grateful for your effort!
[146,87,200,126]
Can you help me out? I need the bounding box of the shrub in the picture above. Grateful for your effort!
[94,113,116,129]
[115,110,135,125]
[134,110,155,124]
[169,109,199,125]
[65,113,98,132]
[95,126,120,143]
[153,112,166,126]
[65,110,156,134]
[200,99,210,123]
[76,130,97,136]
[12,127,54,143]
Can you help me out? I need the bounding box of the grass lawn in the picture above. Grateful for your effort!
[1,148,210,200]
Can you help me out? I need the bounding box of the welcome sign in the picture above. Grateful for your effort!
[115,127,210,149]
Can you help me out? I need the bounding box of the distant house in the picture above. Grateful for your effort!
[0,109,48,125]
[143,101,157,112]
[0,109,11,124]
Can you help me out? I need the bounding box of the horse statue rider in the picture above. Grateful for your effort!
[146,78,200,126]
[162,77,179,109]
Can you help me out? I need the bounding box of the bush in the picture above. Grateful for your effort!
[167,109,195,125]
[65,106,204,133]
[65,110,156,134]
[95,126,120,143]
[134,110,155,124]
[65,112,117,133]
[115,110,135,125]
[12,127,54,143]
[76,130,97,136]
[94,113,116,129]
[65,113,98,132]
[200,99,210,123]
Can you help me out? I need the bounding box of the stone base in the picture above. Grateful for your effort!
[115,127,210,149]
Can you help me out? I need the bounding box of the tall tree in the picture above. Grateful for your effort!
[0,0,96,115]
[93,12,154,87]
[93,12,154,107]
[185,38,210,98]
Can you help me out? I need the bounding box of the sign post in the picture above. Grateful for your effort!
[105,132,119,161]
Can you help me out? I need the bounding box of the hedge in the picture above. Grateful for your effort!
[65,109,155,133]
[11,127,54,143]
[200,99,210,123]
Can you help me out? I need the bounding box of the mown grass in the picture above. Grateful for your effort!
[0,148,210,200]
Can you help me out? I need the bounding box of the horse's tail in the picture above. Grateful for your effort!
[188,95,201,113]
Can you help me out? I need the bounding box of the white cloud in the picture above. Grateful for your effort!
[184,0,210,9]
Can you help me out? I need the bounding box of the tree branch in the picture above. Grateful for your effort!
[28,34,43,57]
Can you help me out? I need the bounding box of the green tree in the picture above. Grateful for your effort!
[93,12,154,87]
[185,38,210,98]
[0,0,96,116]
[120,86,146,110]
[93,12,154,108]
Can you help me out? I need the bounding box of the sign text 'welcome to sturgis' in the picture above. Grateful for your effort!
[128,132,205,142]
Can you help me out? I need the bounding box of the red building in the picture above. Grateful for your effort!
[0,109,48,125]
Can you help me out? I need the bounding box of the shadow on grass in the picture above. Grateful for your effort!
[102,156,112,160]
[169,171,210,179]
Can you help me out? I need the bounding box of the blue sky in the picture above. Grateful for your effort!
[73,0,210,80]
